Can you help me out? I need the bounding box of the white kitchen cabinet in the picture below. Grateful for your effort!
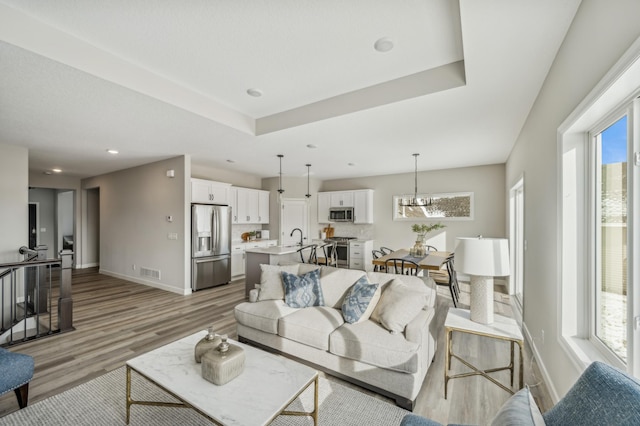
[330,191,354,207]
[317,192,331,223]
[235,188,270,224]
[229,187,238,224]
[318,190,374,224]
[349,240,373,271]
[258,190,270,224]
[231,240,278,277]
[353,189,374,224]
[191,178,231,205]
[231,245,244,277]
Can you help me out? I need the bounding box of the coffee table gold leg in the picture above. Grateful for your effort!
[510,341,515,386]
[444,328,451,399]
[518,341,524,389]
[126,365,131,425]
[313,375,319,425]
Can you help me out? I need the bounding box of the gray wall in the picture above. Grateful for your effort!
[321,164,506,251]
[29,172,82,267]
[84,188,100,267]
[505,1,640,399]
[82,156,190,294]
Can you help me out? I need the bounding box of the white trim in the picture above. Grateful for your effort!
[78,262,99,269]
[557,34,640,379]
[523,322,560,403]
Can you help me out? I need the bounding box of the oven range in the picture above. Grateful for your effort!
[324,236,355,268]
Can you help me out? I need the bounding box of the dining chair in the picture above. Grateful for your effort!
[297,244,318,264]
[385,259,419,276]
[317,241,337,267]
[380,246,395,256]
[426,245,438,252]
[430,254,459,307]
[371,249,386,272]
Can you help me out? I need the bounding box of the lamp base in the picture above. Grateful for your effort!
[470,275,494,324]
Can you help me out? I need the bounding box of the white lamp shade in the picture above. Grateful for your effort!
[454,237,510,277]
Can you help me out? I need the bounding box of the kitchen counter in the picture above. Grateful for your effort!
[245,244,313,255]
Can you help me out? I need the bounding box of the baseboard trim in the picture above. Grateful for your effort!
[78,263,99,269]
[99,269,190,295]
[523,322,560,403]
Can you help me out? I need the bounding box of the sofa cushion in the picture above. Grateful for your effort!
[341,276,381,324]
[234,300,298,335]
[371,279,427,334]
[490,386,545,426]
[258,264,300,301]
[329,320,420,373]
[319,267,367,308]
[279,307,344,351]
[282,269,324,308]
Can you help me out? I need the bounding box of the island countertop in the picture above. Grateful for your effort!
[244,244,314,255]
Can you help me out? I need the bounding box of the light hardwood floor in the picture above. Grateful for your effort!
[0,268,552,423]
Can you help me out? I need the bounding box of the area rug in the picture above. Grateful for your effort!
[0,367,409,425]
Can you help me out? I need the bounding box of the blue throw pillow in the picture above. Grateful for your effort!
[281,269,324,308]
[341,276,380,324]
[490,386,545,426]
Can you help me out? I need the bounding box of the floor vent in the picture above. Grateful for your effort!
[140,267,161,280]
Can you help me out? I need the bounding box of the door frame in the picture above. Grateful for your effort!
[279,198,310,246]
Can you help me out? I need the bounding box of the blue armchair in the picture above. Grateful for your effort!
[0,347,35,409]
[401,361,640,426]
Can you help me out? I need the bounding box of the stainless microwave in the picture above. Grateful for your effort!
[329,207,354,222]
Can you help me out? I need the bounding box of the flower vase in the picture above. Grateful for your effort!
[412,234,427,257]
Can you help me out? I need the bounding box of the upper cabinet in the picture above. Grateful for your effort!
[191,178,231,205]
[318,189,374,224]
[330,191,354,207]
[233,187,270,224]
[353,189,374,224]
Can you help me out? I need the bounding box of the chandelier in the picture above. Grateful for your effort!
[399,153,432,207]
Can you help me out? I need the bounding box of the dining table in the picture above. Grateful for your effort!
[371,249,453,275]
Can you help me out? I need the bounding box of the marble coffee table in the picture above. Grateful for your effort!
[126,330,318,425]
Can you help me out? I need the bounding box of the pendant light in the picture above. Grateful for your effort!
[277,154,285,194]
[305,164,312,198]
[399,153,432,207]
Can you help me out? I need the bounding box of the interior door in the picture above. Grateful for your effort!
[28,202,38,249]
[280,199,309,246]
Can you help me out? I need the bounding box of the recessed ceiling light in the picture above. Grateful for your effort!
[348,162,356,167]
[226,159,235,163]
[306,144,317,149]
[246,88,263,97]
[106,149,119,155]
[374,37,394,53]
[52,168,62,173]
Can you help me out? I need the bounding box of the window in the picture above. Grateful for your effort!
[559,39,640,375]
[592,115,628,363]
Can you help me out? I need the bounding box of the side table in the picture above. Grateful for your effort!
[444,308,524,398]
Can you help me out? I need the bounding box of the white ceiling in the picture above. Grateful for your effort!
[0,0,581,181]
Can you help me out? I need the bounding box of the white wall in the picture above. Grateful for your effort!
[321,164,506,251]
[505,1,640,399]
[82,156,190,294]
[0,143,28,263]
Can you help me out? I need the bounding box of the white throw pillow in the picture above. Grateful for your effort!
[258,264,300,301]
[371,278,427,333]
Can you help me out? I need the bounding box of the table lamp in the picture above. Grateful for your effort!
[454,237,510,324]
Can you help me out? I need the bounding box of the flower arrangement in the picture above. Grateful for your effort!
[411,223,446,235]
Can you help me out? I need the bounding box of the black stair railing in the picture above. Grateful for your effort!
[0,246,74,346]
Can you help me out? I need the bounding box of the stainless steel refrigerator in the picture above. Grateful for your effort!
[191,204,231,291]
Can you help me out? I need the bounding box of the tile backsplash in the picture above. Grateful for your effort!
[321,224,374,240]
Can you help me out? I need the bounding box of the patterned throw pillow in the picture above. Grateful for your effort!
[281,269,324,308]
[341,276,380,324]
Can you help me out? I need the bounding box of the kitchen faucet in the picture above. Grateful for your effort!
[290,228,303,246]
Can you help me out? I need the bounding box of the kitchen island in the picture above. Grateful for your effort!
[244,245,312,296]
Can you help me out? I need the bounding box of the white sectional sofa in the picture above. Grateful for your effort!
[234,263,438,410]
